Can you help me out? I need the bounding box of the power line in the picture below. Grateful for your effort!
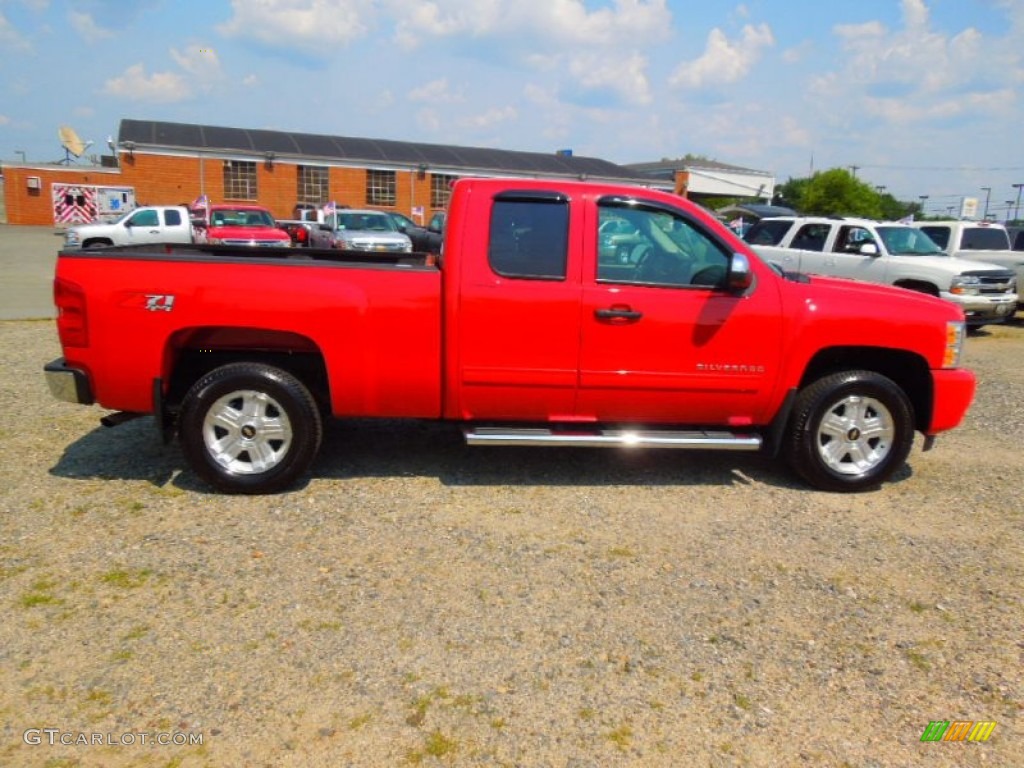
[857,164,1024,172]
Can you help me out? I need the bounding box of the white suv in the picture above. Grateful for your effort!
[744,216,1017,327]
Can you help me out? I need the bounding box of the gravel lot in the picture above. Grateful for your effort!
[0,316,1021,768]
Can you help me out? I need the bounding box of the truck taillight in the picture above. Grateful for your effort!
[54,277,89,347]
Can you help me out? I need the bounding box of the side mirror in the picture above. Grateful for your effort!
[859,242,879,256]
[727,252,754,292]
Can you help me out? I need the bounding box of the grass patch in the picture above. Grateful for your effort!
[607,546,636,559]
[19,578,63,608]
[605,723,633,751]
[100,568,152,589]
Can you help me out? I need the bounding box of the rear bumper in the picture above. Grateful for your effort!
[928,367,977,434]
[44,357,94,405]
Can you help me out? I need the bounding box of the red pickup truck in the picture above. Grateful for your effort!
[44,178,976,494]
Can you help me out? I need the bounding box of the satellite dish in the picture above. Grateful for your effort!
[57,125,94,164]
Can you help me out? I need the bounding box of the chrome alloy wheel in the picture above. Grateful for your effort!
[202,389,294,475]
[815,394,895,476]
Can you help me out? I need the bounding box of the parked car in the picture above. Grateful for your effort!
[743,216,1017,327]
[385,211,443,253]
[911,220,1024,308]
[427,211,446,234]
[308,209,412,253]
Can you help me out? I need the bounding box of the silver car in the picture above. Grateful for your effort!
[310,209,412,253]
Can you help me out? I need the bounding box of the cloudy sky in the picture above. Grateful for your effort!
[2,0,1022,215]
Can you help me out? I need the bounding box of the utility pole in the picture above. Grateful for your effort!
[1013,183,1023,222]
[980,187,991,220]
[848,165,860,178]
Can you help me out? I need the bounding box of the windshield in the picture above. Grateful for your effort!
[876,226,945,256]
[209,209,275,227]
[336,213,397,232]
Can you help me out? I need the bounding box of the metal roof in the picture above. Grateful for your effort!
[118,119,654,183]
[624,158,771,176]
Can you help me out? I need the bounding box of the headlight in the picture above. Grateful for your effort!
[949,275,981,295]
[943,321,965,369]
[64,231,80,246]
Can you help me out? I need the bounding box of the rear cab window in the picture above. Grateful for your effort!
[488,192,569,280]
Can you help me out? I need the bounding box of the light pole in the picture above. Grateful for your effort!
[980,187,991,220]
[918,195,929,216]
[1013,183,1023,222]
[1006,201,1015,224]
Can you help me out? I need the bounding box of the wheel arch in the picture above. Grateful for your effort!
[799,346,932,432]
[892,279,940,296]
[162,326,330,415]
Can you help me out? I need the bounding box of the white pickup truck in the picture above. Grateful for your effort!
[912,221,1024,308]
[744,216,1018,327]
[63,205,194,249]
[63,203,292,250]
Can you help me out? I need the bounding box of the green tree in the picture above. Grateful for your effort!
[800,168,883,218]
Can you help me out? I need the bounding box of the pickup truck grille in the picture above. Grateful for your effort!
[966,270,1016,294]
[221,239,289,247]
[966,270,1015,294]
[349,240,408,252]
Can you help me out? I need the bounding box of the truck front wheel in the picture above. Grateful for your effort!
[179,363,322,494]
[786,371,914,492]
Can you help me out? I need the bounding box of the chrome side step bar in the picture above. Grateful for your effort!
[464,427,762,451]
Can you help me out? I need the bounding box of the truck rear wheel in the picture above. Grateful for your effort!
[179,363,322,494]
[786,370,914,492]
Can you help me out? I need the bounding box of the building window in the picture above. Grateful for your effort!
[366,170,396,206]
[223,160,257,200]
[431,174,458,209]
[297,166,329,205]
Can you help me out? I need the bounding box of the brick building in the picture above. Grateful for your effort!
[1,119,661,227]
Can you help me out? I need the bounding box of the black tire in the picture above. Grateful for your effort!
[785,370,914,492]
[179,363,323,494]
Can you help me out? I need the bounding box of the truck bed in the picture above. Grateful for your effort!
[54,243,444,418]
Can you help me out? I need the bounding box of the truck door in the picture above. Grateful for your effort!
[786,222,832,276]
[120,207,180,244]
[453,190,583,420]
[578,196,782,424]
[827,224,889,282]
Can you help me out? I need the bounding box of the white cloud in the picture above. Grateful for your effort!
[829,1,1007,98]
[217,0,374,49]
[461,105,517,130]
[389,0,671,48]
[0,11,31,51]
[567,51,652,105]
[68,10,113,43]
[0,114,10,126]
[408,78,464,104]
[102,64,191,103]
[171,46,224,80]
[670,23,774,89]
